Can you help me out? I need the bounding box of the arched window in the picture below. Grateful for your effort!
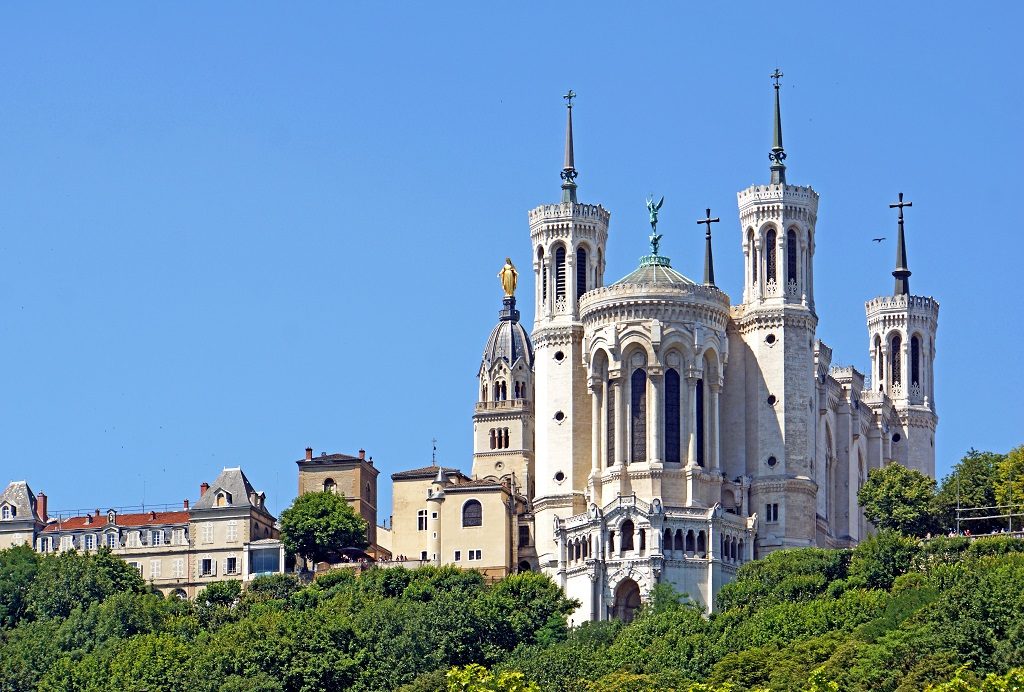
[620,520,635,551]
[576,247,587,301]
[606,377,616,466]
[665,368,681,463]
[685,530,695,554]
[481,383,487,402]
[696,378,705,466]
[697,530,707,557]
[630,368,647,462]
[875,335,883,387]
[554,246,567,300]
[489,429,496,450]
[462,500,483,527]
[765,229,777,283]
[674,529,683,553]
[216,493,227,507]
[891,335,902,386]
[911,335,921,386]
[504,428,510,448]
[608,530,615,553]
[596,247,603,288]
[323,479,336,494]
[538,246,547,305]
[0,506,9,520]
[786,229,797,285]
[663,528,672,553]
[638,529,646,551]
[749,229,757,284]
[738,539,744,562]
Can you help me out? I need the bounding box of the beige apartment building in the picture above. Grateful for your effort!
[0,467,284,598]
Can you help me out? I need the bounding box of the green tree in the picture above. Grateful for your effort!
[27,547,145,620]
[995,445,1024,530]
[858,463,938,536]
[474,572,578,658]
[279,491,369,565]
[847,528,921,589]
[935,449,1005,535]
[447,664,540,692]
[0,544,40,629]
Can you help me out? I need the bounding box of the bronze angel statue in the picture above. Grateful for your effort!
[647,195,665,255]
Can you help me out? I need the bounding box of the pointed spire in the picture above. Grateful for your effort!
[697,208,720,286]
[769,68,787,185]
[890,192,913,295]
[560,90,578,203]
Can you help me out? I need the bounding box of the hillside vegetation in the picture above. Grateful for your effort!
[1,533,1023,691]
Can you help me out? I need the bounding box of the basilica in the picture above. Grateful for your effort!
[462,76,939,622]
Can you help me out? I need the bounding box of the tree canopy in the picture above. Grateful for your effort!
[857,462,939,536]
[279,490,369,564]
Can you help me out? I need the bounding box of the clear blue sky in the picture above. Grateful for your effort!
[1,4,1021,523]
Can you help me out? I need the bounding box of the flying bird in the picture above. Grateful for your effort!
[872,237,886,243]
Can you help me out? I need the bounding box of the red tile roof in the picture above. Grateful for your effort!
[43,510,190,532]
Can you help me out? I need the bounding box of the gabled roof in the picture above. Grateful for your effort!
[43,510,189,532]
[192,467,261,510]
[0,481,39,522]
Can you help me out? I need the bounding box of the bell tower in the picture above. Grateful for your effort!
[865,193,939,478]
[473,260,535,496]
[531,91,610,569]
[734,69,821,551]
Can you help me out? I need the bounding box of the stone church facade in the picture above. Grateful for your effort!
[466,79,939,622]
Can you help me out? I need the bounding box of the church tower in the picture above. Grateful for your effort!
[530,92,610,568]
[472,262,535,496]
[864,194,939,477]
[731,70,821,551]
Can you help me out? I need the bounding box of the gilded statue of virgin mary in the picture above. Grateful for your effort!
[498,257,518,297]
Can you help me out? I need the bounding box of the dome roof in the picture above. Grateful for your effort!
[612,255,695,287]
[482,318,534,370]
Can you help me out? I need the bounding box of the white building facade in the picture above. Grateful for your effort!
[474,82,939,622]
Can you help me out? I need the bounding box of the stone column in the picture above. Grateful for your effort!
[709,382,721,470]
[599,379,608,469]
[685,375,699,467]
[649,370,663,464]
[590,381,601,475]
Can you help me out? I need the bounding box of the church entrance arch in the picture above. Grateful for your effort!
[612,578,642,623]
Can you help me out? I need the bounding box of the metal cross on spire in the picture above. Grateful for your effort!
[769,68,787,184]
[889,192,913,295]
[560,90,578,202]
[697,208,720,286]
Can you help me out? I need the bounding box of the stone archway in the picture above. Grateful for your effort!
[612,578,642,623]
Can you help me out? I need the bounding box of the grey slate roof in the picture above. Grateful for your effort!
[0,481,39,521]
[192,467,260,510]
[481,319,535,370]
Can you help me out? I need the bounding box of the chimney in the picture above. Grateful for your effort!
[95,509,100,517]
[183,499,189,510]
[200,482,210,497]
[36,491,48,523]
[305,447,313,462]
[358,449,366,460]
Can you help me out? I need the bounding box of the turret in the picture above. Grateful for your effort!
[531,91,610,569]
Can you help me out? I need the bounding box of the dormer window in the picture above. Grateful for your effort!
[0,505,12,520]
[215,492,231,507]
[107,510,116,524]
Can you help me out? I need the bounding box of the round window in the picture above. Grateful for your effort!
[892,433,902,443]
[554,411,565,422]
[554,471,566,483]
[767,456,778,468]
[554,351,565,362]
[767,394,777,406]
[765,333,776,345]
